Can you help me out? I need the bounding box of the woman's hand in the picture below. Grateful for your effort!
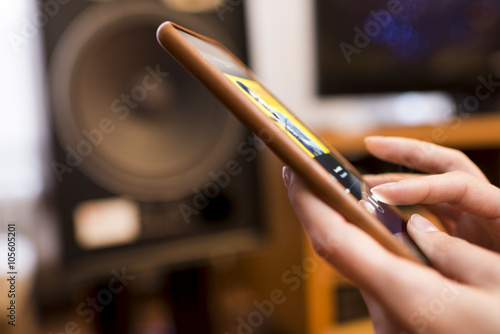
[365,136,500,252]
[283,136,500,333]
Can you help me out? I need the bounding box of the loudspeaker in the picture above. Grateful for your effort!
[42,0,264,279]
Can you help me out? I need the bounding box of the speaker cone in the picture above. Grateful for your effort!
[50,0,245,201]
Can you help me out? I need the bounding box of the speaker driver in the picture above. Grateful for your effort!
[50,0,245,201]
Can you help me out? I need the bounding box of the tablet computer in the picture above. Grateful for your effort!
[156,21,427,264]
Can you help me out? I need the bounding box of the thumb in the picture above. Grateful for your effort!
[408,214,500,288]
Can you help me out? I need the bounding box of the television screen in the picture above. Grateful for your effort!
[315,0,500,113]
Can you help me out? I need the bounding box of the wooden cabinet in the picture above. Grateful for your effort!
[321,113,500,155]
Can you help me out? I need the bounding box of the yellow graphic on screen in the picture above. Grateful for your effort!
[225,74,330,157]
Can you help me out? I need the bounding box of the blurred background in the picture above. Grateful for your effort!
[1,0,500,333]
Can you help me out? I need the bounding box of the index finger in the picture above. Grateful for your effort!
[365,136,488,182]
[370,171,500,219]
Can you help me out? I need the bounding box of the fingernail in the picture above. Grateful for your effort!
[410,214,439,232]
[282,166,291,188]
[370,182,396,204]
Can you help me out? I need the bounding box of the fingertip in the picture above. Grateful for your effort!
[364,135,386,143]
[364,136,384,149]
[406,215,440,258]
[282,166,302,202]
[408,214,439,232]
[370,183,397,204]
[282,166,291,189]
[364,136,398,156]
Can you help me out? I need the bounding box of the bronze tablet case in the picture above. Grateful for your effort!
[157,21,426,264]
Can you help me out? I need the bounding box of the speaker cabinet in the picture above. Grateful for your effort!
[42,0,264,279]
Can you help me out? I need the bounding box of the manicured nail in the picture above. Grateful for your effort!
[410,214,439,232]
[370,182,396,204]
[282,166,291,188]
